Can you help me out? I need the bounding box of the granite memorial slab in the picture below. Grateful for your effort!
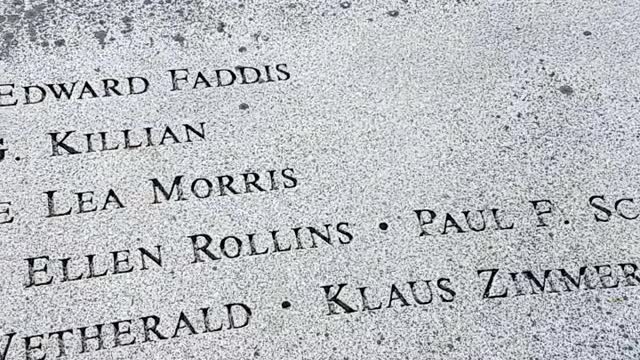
[0,1,638,359]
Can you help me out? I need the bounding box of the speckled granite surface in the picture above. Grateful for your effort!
[0,1,639,359]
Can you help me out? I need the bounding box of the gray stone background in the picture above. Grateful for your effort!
[0,0,639,359]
